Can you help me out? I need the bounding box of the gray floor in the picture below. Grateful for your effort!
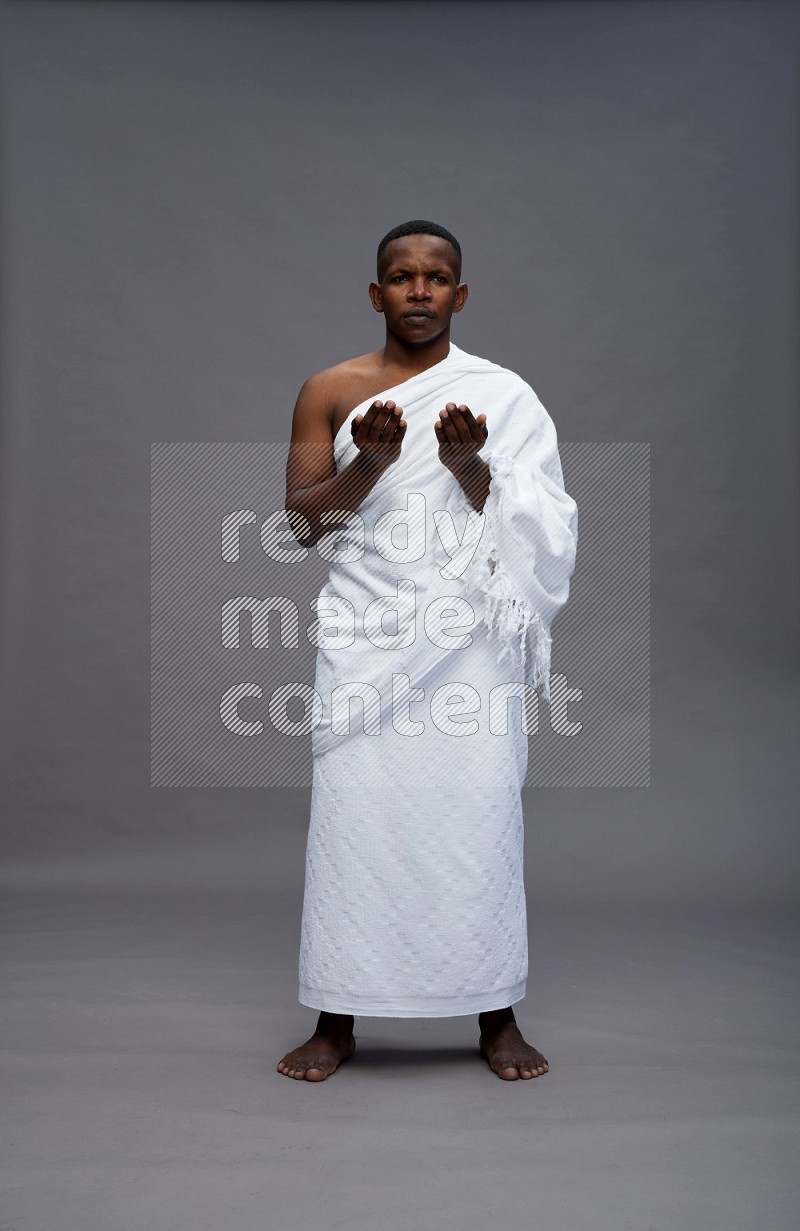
[2,842,798,1231]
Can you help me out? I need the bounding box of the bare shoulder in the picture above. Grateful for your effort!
[291,350,385,442]
[299,350,383,400]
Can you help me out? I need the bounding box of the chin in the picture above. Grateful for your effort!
[399,323,442,342]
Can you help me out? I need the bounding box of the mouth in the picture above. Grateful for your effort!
[403,310,435,321]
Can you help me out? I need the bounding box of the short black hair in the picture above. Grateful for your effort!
[377,220,462,281]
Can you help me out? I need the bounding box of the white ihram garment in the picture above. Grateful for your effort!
[298,344,578,1018]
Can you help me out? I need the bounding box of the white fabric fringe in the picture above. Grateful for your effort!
[469,454,555,702]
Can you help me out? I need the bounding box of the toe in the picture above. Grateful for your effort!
[497,1063,520,1080]
[305,1066,328,1081]
[519,1066,534,1078]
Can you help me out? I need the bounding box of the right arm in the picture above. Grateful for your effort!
[284,372,406,549]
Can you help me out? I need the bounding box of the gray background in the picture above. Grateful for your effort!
[0,2,798,1229]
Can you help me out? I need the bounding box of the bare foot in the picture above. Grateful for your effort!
[478,1007,549,1081]
[276,1012,356,1081]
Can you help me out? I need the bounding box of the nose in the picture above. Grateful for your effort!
[407,277,431,300]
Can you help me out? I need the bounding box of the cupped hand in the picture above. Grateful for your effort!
[434,403,488,472]
[351,400,407,470]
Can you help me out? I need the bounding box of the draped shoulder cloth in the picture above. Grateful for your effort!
[325,342,578,706]
[449,347,579,702]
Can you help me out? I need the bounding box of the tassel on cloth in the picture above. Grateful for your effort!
[470,455,554,702]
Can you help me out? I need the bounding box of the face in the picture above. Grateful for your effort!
[369,234,468,344]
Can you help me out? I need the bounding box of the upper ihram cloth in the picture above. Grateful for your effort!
[310,342,578,756]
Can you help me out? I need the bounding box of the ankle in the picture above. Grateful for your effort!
[479,1006,516,1030]
[316,1011,354,1036]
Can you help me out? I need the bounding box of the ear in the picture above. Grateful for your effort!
[452,283,469,314]
[368,282,384,313]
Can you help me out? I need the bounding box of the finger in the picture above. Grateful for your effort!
[361,399,391,433]
[434,420,452,452]
[352,404,379,439]
[455,404,484,443]
[364,403,396,443]
[438,408,461,444]
[456,403,478,433]
[443,406,471,445]
[441,402,464,439]
[459,406,488,441]
[456,408,477,445]
[378,404,403,440]
[350,413,363,436]
[383,417,406,456]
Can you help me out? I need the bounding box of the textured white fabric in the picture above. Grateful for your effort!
[298,344,578,1017]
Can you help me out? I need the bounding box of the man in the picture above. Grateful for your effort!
[277,221,578,1081]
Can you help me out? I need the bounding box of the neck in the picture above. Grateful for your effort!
[381,329,451,375]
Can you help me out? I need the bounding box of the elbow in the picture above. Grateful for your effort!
[284,495,318,548]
